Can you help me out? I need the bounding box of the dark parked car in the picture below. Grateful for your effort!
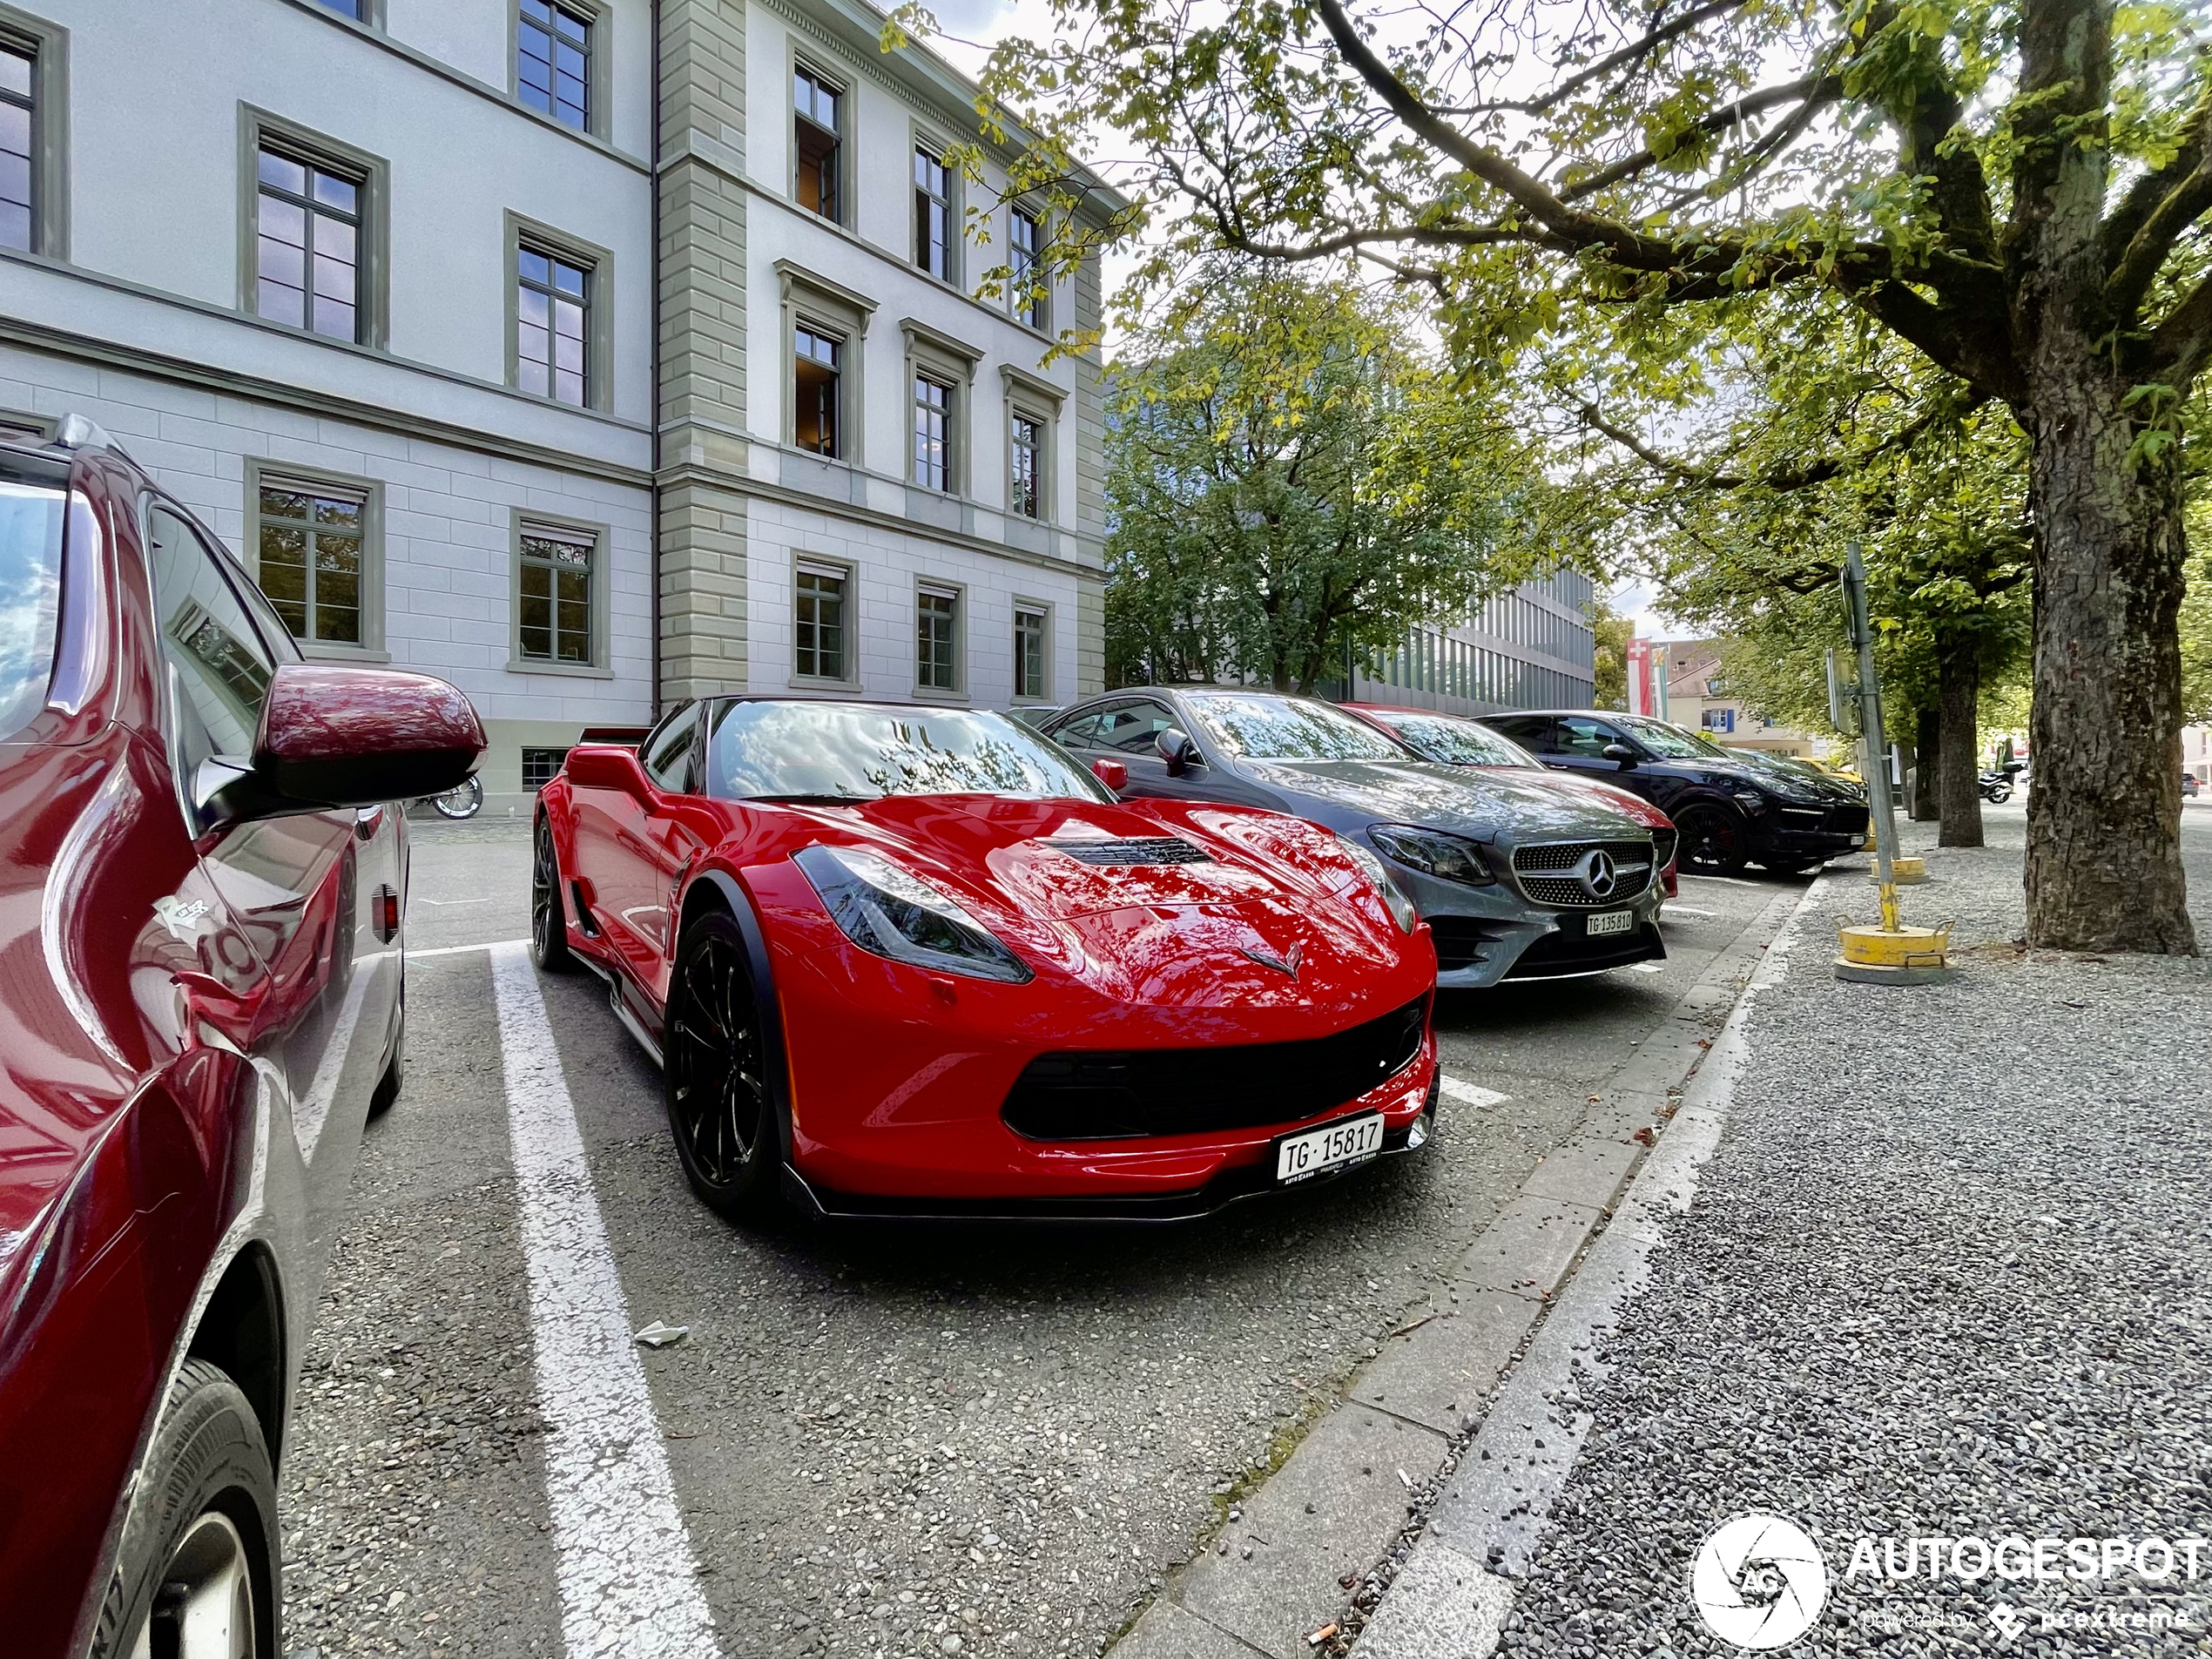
[1477,710,1867,876]
[0,420,482,1657]
[1042,689,1668,986]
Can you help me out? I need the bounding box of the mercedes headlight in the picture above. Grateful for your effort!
[1368,824,1497,887]
[1334,835,1420,934]
[794,844,1033,983]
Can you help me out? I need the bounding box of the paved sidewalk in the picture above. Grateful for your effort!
[1354,805,2212,1656]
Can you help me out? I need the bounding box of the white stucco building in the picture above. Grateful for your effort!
[0,0,658,807]
[0,0,1111,813]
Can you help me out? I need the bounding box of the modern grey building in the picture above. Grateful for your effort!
[1351,567,1598,714]
[0,0,1111,813]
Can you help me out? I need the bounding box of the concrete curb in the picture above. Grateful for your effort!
[1104,882,1823,1659]
[1345,873,1829,1657]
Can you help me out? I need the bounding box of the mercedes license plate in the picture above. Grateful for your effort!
[1588,910,1635,937]
[1275,1113,1385,1185]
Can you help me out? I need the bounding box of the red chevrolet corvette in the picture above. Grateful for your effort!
[535,698,1440,1220]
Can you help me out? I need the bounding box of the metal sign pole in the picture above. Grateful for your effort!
[1842,543,1900,932]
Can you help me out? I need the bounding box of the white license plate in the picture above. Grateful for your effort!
[1275,1113,1385,1185]
[1587,910,1635,937]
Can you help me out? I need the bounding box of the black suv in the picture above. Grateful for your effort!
[1476,711,1869,876]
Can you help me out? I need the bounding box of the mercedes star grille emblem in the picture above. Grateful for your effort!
[1577,849,1619,899]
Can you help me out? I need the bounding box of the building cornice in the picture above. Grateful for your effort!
[1,307,653,489]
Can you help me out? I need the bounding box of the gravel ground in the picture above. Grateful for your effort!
[279,840,1790,1657]
[1497,802,2212,1656]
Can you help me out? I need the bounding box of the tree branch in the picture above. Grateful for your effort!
[2105,104,2212,322]
[1575,387,1989,491]
[2102,65,2212,271]
[1442,0,1749,118]
[2147,267,2212,386]
[1557,74,1839,202]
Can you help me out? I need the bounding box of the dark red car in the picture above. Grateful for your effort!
[0,421,482,1657]
[534,698,1440,1222]
[1344,704,1681,898]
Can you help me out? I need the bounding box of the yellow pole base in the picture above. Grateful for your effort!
[1834,921,1958,984]
[1871,855,1927,885]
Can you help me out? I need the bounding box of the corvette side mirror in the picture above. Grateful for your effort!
[564,743,655,799]
[197,664,485,829]
[1090,758,1129,792]
[1602,743,1638,767]
[1157,728,1201,777]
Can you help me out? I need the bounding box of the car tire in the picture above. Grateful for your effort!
[664,906,786,1224]
[1674,801,1750,876]
[91,1358,280,1659]
[368,988,403,1118]
[531,816,575,974]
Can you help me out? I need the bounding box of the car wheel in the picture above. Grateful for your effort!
[1674,802,1750,875]
[92,1359,278,1659]
[531,817,575,974]
[665,907,784,1223]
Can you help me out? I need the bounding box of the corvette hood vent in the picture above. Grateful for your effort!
[1044,835,1211,867]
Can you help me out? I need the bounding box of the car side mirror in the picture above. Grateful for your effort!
[1602,743,1638,767]
[1157,727,1201,777]
[200,664,485,827]
[1090,758,1129,792]
[564,742,655,799]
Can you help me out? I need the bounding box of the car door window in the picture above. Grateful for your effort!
[1556,717,1623,759]
[642,700,702,794]
[145,504,281,812]
[1052,711,1107,748]
[1097,700,1178,754]
[1487,715,1557,752]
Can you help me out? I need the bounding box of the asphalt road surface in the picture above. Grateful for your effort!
[277,816,1810,1659]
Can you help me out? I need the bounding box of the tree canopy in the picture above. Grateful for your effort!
[1102,264,1558,691]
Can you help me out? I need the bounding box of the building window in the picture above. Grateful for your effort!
[0,40,31,253]
[255,146,362,341]
[1010,412,1042,520]
[794,326,842,456]
[916,587,958,692]
[522,746,571,789]
[793,66,841,221]
[1014,605,1048,700]
[255,476,368,647]
[794,563,847,681]
[1009,207,1047,330]
[517,244,590,406]
[517,523,595,665]
[518,0,590,130]
[318,0,365,17]
[914,146,951,280]
[913,374,952,492]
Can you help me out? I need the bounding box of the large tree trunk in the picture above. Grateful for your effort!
[1912,706,1939,820]
[1935,636,1984,847]
[2018,385,2194,950]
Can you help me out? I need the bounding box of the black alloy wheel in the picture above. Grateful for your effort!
[531,817,574,973]
[665,908,782,1222]
[1674,801,1750,876]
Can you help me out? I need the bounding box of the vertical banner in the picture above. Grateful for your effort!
[1627,637,1651,715]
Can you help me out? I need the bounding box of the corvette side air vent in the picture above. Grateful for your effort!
[1045,836,1212,867]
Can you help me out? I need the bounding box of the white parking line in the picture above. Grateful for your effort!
[489,942,723,1659]
[1677,873,1764,888]
[408,937,530,960]
[1661,905,1718,918]
[1440,1076,1510,1109]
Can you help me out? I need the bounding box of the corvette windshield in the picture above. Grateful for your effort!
[1615,716,1715,760]
[1377,712,1534,767]
[0,477,66,745]
[705,701,1111,802]
[1185,694,1409,761]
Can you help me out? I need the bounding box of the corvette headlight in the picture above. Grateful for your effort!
[793,844,1032,983]
[1368,824,1497,887]
[1334,835,1420,933]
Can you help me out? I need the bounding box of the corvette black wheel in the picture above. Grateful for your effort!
[1674,801,1750,876]
[531,818,574,973]
[666,909,782,1222]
